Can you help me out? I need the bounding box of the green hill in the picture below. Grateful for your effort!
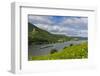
[28,22,73,45]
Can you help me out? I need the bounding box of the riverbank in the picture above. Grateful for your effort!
[28,40,86,57]
[29,42,88,60]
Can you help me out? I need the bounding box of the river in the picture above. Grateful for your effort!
[28,40,86,57]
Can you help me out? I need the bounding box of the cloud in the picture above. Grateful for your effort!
[61,17,87,24]
[28,15,88,37]
[28,15,53,25]
[60,17,88,30]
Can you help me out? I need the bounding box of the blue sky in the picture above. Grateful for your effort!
[28,15,88,37]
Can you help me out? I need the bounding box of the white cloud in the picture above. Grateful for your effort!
[28,15,88,37]
[36,23,87,37]
[60,17,87,25]
[28,15,53,25]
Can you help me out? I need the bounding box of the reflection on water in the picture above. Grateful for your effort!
[28,40,86,57]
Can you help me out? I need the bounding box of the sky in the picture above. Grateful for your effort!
[28,15,88,37]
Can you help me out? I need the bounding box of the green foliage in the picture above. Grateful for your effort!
[63,46,68,49]
[70,44,73,46]
[29,42,88,60]
[50,49,58,54]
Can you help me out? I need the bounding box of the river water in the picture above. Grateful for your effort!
[28,40,86,57]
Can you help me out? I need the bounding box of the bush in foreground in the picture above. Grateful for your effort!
[50,49,58,54]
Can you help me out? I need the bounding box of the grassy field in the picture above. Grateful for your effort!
[29,42,88,60]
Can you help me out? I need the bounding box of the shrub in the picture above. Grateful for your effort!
[50,49,58,54]
[70,44,73,46]
[63,46,67,49]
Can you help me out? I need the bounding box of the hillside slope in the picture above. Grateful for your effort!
[28,22,73,45]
